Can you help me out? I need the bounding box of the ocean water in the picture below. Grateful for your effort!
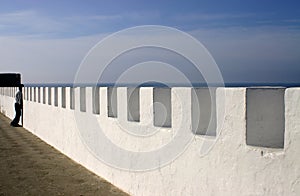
[24,82,300,88]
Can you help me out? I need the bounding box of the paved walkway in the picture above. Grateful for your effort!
[0,114,129,196]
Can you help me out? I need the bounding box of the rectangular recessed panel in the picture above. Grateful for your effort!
[191,88,216,136]
[80,87,86,112]
[127,88,140,122]
[153,88,171,127]
[92,87,100,114]
[38,87,41,103]
[48,87,51,105]
[108,87,117,118]
[34,87,36,102]
[246,88,285,148]
[43,88,46,104]
[62,87,66,108]
[70,88,75,110]
[54,87,58,107]
[26,87,29,101]
[30,87,32,101]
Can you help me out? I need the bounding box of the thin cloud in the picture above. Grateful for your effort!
[0,10,162,37]
[65,14,122,22]
[0,10,68,36]
[173,12,257,22]
[256,19,300,25]
[86,15,123,21]
[66,11,161,23]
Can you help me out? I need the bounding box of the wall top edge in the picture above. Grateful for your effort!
[2,86,300,90]
[22,82,300,88]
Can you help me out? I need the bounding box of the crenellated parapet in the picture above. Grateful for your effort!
[0,86,299,195]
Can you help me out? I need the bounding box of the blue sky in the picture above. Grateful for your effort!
[0,0,299,84]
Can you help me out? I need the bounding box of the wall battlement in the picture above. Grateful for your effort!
[0,86,299,195]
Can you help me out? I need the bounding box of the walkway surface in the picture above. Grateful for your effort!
[0,114,129,196]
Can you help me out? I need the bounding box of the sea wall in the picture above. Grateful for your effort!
[0,86,299,195]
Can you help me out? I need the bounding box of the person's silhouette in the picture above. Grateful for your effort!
[10,85,23,127]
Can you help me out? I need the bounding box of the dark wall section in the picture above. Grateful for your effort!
[0,73,21,87]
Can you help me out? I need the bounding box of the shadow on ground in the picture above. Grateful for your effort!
[0,114,129,196]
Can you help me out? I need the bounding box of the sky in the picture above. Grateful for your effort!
[0,0,299,84]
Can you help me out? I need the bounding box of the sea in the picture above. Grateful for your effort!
[24,82,300,88]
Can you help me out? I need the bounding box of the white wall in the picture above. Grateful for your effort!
[0,86,299,196]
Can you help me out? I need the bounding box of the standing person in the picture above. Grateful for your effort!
[10,84,23,127]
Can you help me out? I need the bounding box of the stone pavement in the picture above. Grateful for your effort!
[0,114,129,196]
